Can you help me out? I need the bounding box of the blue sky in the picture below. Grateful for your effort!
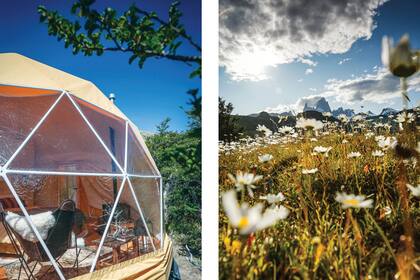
[0,0,201,132]
[220,0,420,115]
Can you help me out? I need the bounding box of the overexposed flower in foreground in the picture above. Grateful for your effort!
[335,192,373,209]
[260,192,285,204]
[372,150,385,157]
[278,126,295,135]
[256,124,272,137]
[407,184,420,197]
[313,146,332,155]
[396,112,415,123]
[302,168,318,175]
[382,34,418,78]
[258,154,273,163]
[222,190,289,234]
[347,152,361,158]
[296,118,324,130]
[228,171,262,198]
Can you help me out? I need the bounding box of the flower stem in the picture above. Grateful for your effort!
[365,210,398,265]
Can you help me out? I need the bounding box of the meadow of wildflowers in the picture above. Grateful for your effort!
[219,109,419,279]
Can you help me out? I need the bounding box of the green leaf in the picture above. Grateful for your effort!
[128,54,137,64]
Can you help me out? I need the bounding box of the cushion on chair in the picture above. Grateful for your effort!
[5,211,56,242]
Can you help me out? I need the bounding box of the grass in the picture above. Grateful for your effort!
[219,117,419,279]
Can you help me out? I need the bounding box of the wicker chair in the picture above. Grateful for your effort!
[0,199,75,279]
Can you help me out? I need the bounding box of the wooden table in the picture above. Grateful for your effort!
[93,235,140,265]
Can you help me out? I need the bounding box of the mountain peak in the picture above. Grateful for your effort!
[303,97,331,113]
[332,107,355,117]
[380,107,397,116]
[258,111,271,118]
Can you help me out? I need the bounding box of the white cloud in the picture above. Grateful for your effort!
[298,58,318,67]
[220,0,388,81]
[338,58,351,65]
[305,68,314,75]
[265,68,420,113]
[266,95,325,113]
[322,67,420,104]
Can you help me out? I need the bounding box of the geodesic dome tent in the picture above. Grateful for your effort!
[0,53,172,280]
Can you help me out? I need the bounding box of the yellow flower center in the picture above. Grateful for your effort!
[238,216,249,229]
[343,199,360,206]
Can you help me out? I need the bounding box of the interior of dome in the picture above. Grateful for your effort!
[0,86,163,279]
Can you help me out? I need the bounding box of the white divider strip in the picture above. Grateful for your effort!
[124,121,129,172]
[127,177,156,251]
[5,169,123,177]
[160,177,164,244]
[65,92,125,174]
[1,174,65,280]
[127,174,161,179]
[3,91,66,169]
[89,176,127,272]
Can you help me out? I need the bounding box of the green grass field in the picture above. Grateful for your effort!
[219,115,419,279]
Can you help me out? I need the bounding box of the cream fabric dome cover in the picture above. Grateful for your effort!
[0,52,159,174]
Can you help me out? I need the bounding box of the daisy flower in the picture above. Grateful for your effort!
[347,152,361,158]
[313,146,332,155]
[407,184,420,197]
[260,192,285,204]
[296,118,324,130]
[222,190,289,235]
[278,126,295,135]
[335,192,373,209]
[365,132,375,139]
[228,171,263,198]
[256,124,272,137]
[338,114,349,123]
[377,136,397,150]
[396,112,415,123]
[258,154,273,163]
[352,115,365,122]
[302,168,318,175]
[372,150,385,157]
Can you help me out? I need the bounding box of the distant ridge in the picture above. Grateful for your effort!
[234,100,416,137]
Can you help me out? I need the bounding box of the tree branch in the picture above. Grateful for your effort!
[134,7,201,52]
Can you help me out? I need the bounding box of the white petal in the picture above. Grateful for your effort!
[381,36,390,67]
[359,199,373,208]
[222,190,242,226]
[256,206,289,230]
